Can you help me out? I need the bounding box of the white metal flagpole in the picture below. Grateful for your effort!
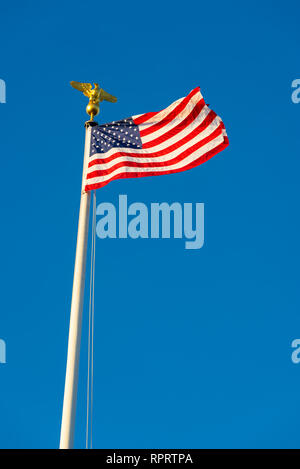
[59,81,116,449]
[59,121,96,449]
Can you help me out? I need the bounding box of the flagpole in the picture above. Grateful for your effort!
[59,120,97,449]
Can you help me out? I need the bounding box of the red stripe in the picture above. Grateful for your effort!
[88,109,218,169]
[134,111,159,125]
[86,126,224,180]
[142,99,206,149]
[85,136,229,191]
[138,87,200,137]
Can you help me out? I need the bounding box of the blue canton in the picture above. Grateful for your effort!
[90,118,142,155]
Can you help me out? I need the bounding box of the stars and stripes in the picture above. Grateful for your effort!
[85,87,229,191]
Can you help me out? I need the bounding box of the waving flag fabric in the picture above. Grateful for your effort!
[85,87,229,191]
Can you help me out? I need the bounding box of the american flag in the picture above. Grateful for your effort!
[85,87,229,191]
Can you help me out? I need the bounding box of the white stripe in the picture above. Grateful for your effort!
[87,133,225,186]
[87,116,223,173]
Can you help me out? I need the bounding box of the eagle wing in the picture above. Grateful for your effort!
[70,81,92,97]
[100,88,117,103]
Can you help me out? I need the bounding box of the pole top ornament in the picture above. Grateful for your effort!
[70,81,117,121]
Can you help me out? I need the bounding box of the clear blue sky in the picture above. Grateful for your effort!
[0,0,300,449]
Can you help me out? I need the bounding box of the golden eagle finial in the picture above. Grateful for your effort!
[70,81,117,121]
